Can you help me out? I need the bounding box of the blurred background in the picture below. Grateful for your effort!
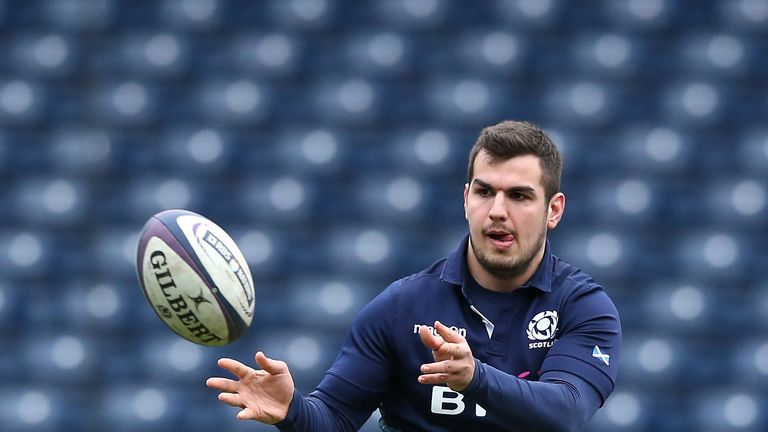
[0,0,766,431]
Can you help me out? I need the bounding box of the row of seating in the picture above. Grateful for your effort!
[3,29,768,79]
[2,125,767,176]
[4,0,768,32]
[1,79,766,127]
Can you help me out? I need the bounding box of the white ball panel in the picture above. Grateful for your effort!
[140,236,230,346]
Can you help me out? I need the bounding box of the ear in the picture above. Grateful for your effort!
[463,183,469,220]
[547,192,565,229]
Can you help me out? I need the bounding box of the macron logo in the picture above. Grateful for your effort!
[592,346,610,366]
[413,324,467,338]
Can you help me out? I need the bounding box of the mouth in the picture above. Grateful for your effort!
[485,229,516,249]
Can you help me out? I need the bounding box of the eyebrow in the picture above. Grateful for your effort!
[472,179,537,196]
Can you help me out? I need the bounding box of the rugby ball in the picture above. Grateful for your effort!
[136,209,255,346]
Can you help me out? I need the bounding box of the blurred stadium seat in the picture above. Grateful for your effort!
[426,77,511,124]
[268,0,338,30]
[96,31,191,79]
[159,0,223,31]
[677,32,753,78]
[196,77,272,125]
[569,32,642,79]
[0,387,88,432]
[343,31,413,77]
[374,0,451,29]
[0,78,47,124]
[9,32,78,78]
[602,0,678,31]
[41,0,114,31]
[229,32,304,77]
[693,390,766,432]
[99,384,186,432]
[1,1,766,431]
[91,80,161,126]
[738,128,768,174]
[493,0,564,30]
[718,0,768,33]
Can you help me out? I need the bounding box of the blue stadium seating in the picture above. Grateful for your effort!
[0,387,89,432]
[692,390,767,432]
[45,0,114,30]
[9,33,78,78]
[228,32,304,77]
[738,128,768,174]
[2,1,766,431]
[718,0,768,33]
[677,32,754,78]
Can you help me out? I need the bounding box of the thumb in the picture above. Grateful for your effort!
[255,351,287,375]
[237,407,255,420]
[434,320,464,343]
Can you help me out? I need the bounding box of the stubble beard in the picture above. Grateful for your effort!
[470,226,547,280]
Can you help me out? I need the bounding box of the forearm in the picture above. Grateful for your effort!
[461,361,600,432]
[276,370,383,432]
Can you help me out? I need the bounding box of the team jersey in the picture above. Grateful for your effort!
[277,234,622,431]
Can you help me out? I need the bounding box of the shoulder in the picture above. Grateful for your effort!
[551,255,605,295]
[386,257,451,296]
[549,255,619,317]
[357,257,451,318]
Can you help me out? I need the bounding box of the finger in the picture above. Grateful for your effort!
[217,392,244,408]
[237,407,255,420]
[434,320,465,343]
[255,351,288,376]
[417,373,450,385]
[206,377,239,392]
[420,359,452,374]
[418,325,444,351]
[218,358,253,379]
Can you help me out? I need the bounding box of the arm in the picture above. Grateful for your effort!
[274,387,370,432]
[463,362,601,432]
[207,353,376,432]
[208,283,400,431]
[419,291,621,432]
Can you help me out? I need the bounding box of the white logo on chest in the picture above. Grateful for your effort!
[526,310,558,349]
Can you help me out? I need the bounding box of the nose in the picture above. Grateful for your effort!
[488,192,507,221]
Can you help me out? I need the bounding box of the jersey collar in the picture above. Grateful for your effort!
[440,233,553,293]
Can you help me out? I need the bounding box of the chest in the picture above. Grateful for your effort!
[397,291,557,382]
[384,293,558,430]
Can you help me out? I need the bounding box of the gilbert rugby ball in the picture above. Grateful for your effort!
[136,209,254,346]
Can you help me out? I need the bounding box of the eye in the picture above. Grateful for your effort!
[476,188,492,197]
[509,191,526,201]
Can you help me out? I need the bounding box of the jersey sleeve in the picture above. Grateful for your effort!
[541,285,622,404]
[462,363,602,431]
[459,285,620,431]
[276,280,402,431]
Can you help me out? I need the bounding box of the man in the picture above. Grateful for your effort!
[206,120,622,431]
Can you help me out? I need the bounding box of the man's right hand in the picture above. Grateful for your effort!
[206,351,295,424]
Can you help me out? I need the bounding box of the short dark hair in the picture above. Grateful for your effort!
[467,120,562,201]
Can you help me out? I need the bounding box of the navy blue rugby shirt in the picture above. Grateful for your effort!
[277,234,622,432]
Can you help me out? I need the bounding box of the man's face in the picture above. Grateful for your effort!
[464,152,563,286]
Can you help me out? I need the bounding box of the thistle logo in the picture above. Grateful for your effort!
[527,310,558,349]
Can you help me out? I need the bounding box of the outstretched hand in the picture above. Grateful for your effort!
[206,351,294,424]
[418,320,476,392]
